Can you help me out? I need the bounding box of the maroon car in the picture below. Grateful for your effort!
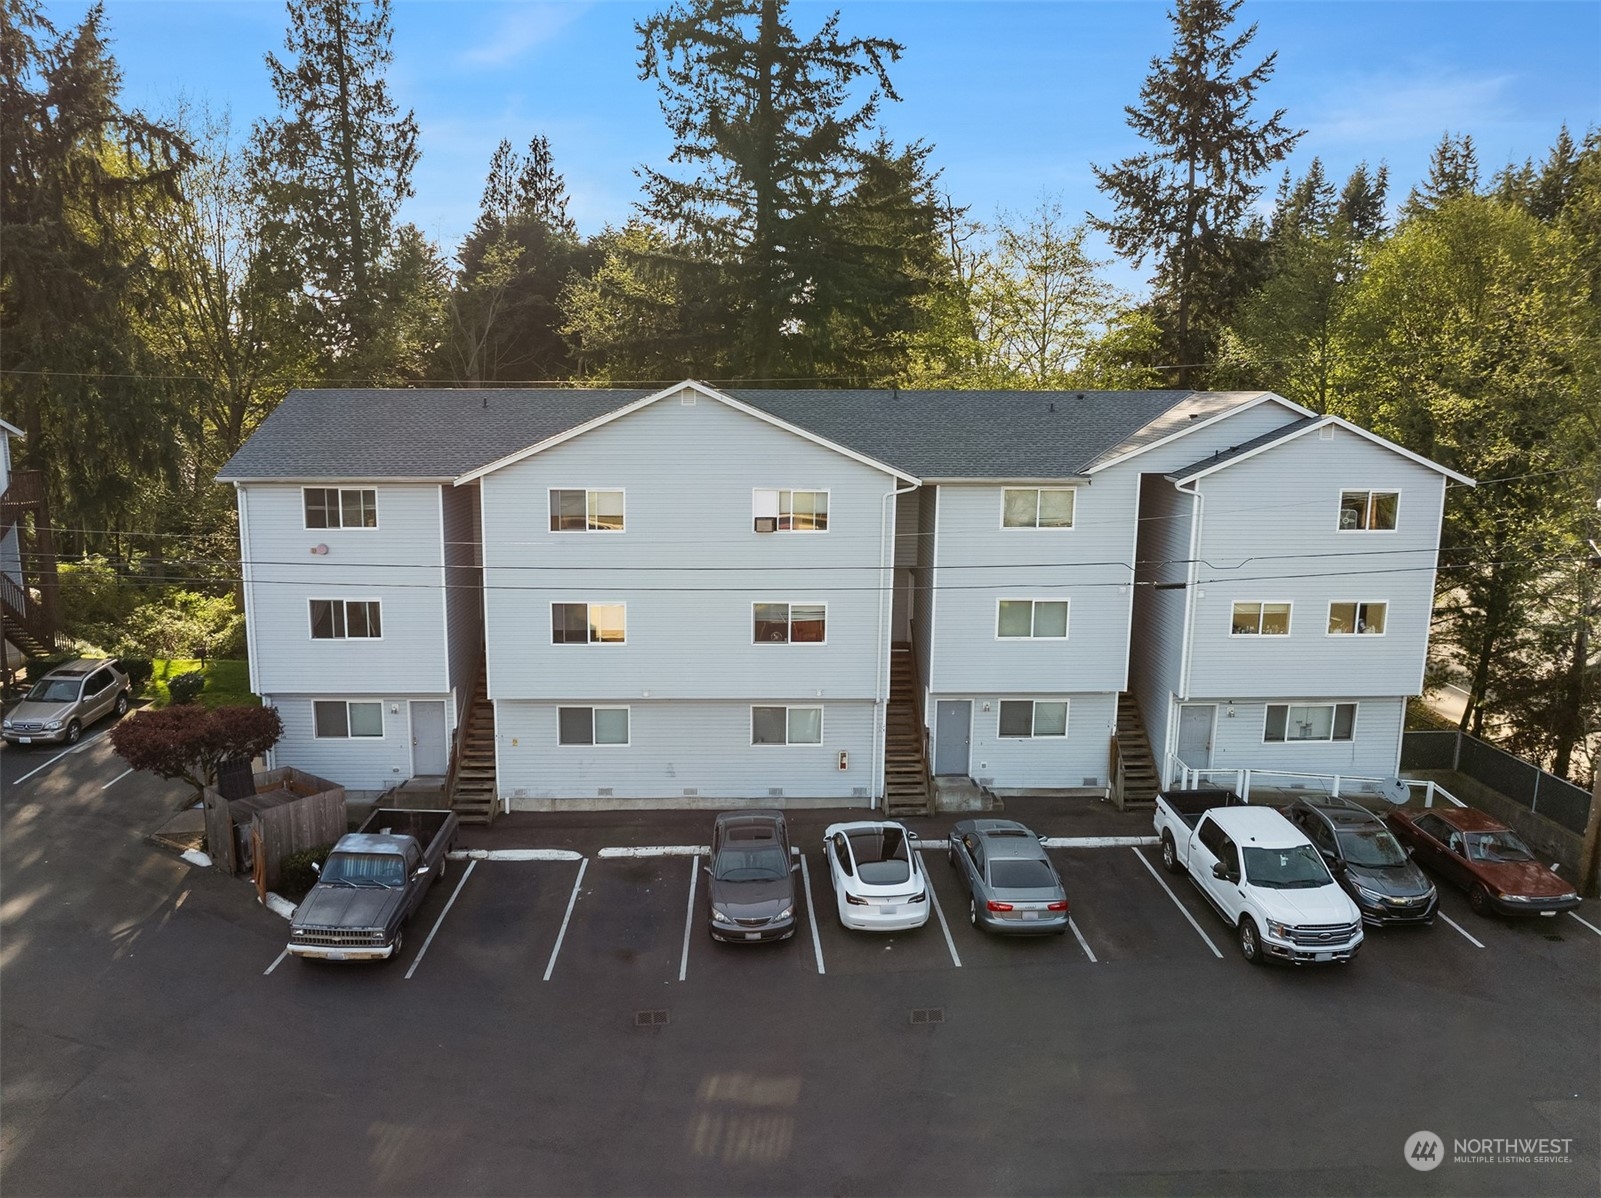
[1385,806,1581,917]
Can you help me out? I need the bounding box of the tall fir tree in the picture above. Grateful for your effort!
[1090,0,1301,386]
[636,0,902,381]
[1404,132,1480,216]
[248,0,419,378]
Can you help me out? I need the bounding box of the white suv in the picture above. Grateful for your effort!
[3,659,132,746]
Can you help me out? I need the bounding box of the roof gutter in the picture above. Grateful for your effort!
[921,476,1092,486]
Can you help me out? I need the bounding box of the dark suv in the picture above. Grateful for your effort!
[1282,795,1437,927]
[3,659,132,746]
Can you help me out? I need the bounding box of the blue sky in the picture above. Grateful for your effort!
[49,1,1601,289]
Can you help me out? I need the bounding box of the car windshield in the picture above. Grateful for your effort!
[25,679,79,703]
[1336,826,1408,868]
[848,827,912,885]
[988,858,1057,890]
[319,852,406,887]
[713,845,788,883]
[1243,844,1333,889]
[1464,831,1536,863]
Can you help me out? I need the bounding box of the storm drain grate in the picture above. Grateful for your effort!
[1544,934,1564,942]
[909,1007,944,1026]
[635,1009,670,1028]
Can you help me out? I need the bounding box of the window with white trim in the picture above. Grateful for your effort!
[313,700,383,738]
[310,599,382,639]
[558,706,630,746]
[303,487,377,529]
[1231,602,1291,636]
[1264,703,1356,742]
[551,602,626,644]
[752,488,828,532]
[997,599,1069,639]
[752,705,823,745]
[1002,487,1074,529]
[998,700,1068,738]
[549,489,624,532]
[1338,490,1398,531]
[753,602,826,643]
[1327,602,1387,635]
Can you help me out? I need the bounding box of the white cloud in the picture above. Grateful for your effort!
[1310,66,1517,144]
[459,2,589,68]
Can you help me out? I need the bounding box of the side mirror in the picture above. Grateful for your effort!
[791,863,801,874]
[1211,862,1229,880]
[702,865,712,876]
[310,861,321,876]
[1404,845,1414,857]
[413,865,430,879]
[907,830,920,840]
[1039,835,1049,845]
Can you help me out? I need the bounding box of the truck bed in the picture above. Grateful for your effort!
[357,808,455,853]
[1156,789,1245,828]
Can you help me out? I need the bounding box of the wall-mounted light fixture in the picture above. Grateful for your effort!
[1226,701,1236,718]
[310,544,329,555]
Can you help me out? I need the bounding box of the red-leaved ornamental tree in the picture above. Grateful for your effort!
[110,705,284,802]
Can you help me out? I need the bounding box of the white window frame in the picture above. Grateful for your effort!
[302,486,378,530]
[1336,488,1400,533]
[995,598,1070,640]
[1229,601,1293,637]
[548,487,626,533]
[751,601,828,645]
[1000,487,1076,531]
[750,704,825,746]
[550,601,627,645]
[751,487,830,533]
[311,699,385,739]
[308,598,383,641]
[1326,600,1389,637]
[1262,702,1358,744]
[996,698,1070,739]
[557,705,631,747]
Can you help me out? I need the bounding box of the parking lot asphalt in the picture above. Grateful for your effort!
[4,739,1600,1196]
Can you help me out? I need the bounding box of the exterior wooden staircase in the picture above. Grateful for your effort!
[1111,693,1159,810]
[446,660,499,826]
[884,645,932,817]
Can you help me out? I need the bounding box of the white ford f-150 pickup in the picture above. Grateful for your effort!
[1154,790,1363,965]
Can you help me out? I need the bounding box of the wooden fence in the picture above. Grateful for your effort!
[202,766,346,897]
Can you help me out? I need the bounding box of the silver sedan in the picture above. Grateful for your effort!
[947,819,1070,935]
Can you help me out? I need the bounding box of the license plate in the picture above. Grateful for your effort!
[880,905,901,916]
[18,737,31,744]
[1314,952,1333,962]
[1022,910,1039,921]
[1540,910,1556,918]
[327,951,347,961]
[745,932,761,940]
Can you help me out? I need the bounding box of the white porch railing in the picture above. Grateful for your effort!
[1165,758,1466,808]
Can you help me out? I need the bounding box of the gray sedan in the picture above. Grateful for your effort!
[706,810,798,943]
[947,819,1070,935]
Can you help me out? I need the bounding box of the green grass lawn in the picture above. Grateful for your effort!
[149,658,259,708]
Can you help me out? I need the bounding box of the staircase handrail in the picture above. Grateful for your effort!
[1110,733,1125,807]
[444,656,484,807]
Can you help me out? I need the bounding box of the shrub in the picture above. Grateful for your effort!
[58,554,143,640]
[167,671,206,705]
[109,703,284,803]
[24,652,75,684]
[117,656,154,696]
[119,590,243,659]
[279,843,335,900]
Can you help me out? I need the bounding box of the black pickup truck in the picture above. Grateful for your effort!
[287,808,458,962]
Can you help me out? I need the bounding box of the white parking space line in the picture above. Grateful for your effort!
[100,767,134,791]
[679,855,698,982]
[8,728,116,786]
[262,948,290,975]
[799,853,825,975]
[406,859,476,979]
[1068,918,1098,963]
[1567,910,1601,938]
[1130,846,1224,959]
[543,857,589,982]
[1437,911,1486,948]
[920,852,962,968]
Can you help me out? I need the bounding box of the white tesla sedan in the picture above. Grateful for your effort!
[821,821,931,932]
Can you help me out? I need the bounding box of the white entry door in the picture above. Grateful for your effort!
[410,701,448,776]
[1176,704,1216,771]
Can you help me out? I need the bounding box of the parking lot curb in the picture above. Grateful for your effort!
[1043,836,1160,848]
[450,848,585,862]
[262,893,297,920]
[597,845,707,858]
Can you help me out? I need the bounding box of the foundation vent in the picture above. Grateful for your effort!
[682,787,699,797]
[597,787,613,797]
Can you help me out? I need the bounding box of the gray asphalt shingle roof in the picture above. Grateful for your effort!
[215,384,1278,483]
[1165,416,1320,482]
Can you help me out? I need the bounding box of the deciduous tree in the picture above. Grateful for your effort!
[111,704,284,803]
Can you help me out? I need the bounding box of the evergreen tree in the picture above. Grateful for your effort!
[636,0,903,381]
[1404,132,1480,215]
[1,0,194,539]
[1335,160,1389,241]
[1090,0,1301,386]
[248,0,419,377]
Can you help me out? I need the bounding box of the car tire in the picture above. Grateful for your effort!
[114,691,130,717]
[64,720,81,746]
[1239,917,1264,965]
[968,898,979,927]
[1160,831,1182,875]
[435,857,448,884]
[1468,884,1492,917]
[386,931,404,961]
